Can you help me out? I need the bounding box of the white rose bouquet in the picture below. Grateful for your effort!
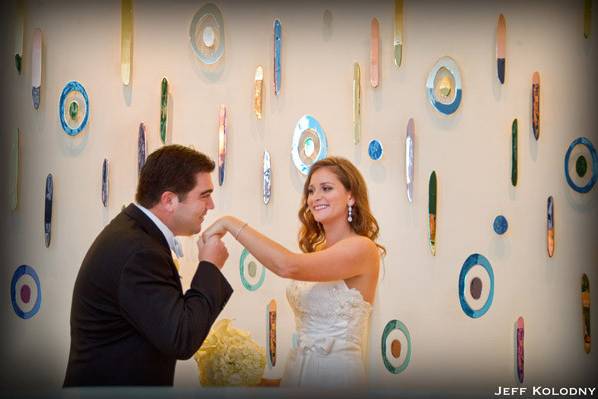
[194,319,266,387]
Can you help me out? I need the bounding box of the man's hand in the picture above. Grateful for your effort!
[197,235,228,269]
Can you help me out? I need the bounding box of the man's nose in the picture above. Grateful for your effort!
[207,197,215,209]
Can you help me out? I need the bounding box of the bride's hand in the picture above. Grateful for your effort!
[201,217,229,243]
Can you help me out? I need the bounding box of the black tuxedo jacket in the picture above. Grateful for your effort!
[63,204,233,386]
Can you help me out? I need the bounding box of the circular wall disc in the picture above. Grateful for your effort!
[493,215,508,235]
[189,3,225,65]
[239,248,266,291]
[368,139,384,160]
[59,81,89,136]
[426,56,462,115]
[292,115,328,175]
[10,265,41,319]
[564,137,597,193]
[381,319,412,374]
[458,253,494,318]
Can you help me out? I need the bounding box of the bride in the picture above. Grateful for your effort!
[202,156,385,388]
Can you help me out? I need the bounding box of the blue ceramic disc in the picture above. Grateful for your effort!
[368,139,383,160]
[292,115,328,175]
[59,81,89,136]
[564,137,597,193]
[493,215,508,235]
[426,56,462,115]
[10,265,42,319]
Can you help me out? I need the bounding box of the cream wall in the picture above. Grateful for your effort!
[1,0,597,394]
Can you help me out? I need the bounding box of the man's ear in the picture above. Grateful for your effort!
[160,191,178,212]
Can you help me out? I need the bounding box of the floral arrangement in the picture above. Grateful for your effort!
[194,319,266,386]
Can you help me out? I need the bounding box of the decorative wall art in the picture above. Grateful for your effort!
[406,118,414,203]
[564,137,597,193]
[254,66,263,119]
[581,273,591,353]
[291,115,328,175]
[370,18,380,88]
[263,151,271,205]
[368,139,383,160]
[160,77,168,144]
[32,28,42,109]
[274,19,282,96]
[428,171,437,255]
[493,215,508,235]
[426,57,462,115]
[218,105,227,186]
[381,319,412,374]
[394,0,404,67]
[511,119,518,186]
[44,173,53,248]
[10,265,41,319]
[9,129,19,211]
[239,248,266,291]
[516,317,524,383]
[101,159,109,208]
[353,62,361,144]
[4,3,596,391]
[121,0,133,85]
[547,196,554,257]
[267,299,277,368]
[458,253,495,318]
[138,123,146,176]
[189,3,225,65]
[496,14,506,84]
[59,81,89,136]
[15,0,24,74]
[532,72,540,140]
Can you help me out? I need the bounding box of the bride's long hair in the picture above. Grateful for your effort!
[297,157,386,256]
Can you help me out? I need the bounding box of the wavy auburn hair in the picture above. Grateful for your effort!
[297,157,386,256]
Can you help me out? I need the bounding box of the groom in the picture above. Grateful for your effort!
[64,145,233,386]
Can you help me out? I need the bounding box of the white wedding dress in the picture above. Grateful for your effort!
[281,280,372,388]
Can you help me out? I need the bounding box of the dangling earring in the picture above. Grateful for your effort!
[348,204,353,222]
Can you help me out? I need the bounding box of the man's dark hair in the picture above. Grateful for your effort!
[135,145,215,208]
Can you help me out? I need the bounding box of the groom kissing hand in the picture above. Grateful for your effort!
[64,145,232,387]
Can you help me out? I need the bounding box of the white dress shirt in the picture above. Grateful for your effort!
[134,203,184,258]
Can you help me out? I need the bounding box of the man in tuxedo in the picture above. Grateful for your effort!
[64,145,233,386]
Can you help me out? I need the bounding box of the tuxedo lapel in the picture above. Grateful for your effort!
[123,204,183,291]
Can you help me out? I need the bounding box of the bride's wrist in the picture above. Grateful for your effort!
[224,216,240,233]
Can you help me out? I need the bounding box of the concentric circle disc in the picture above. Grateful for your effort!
[458,253,494,318]
[564,137,597,193]
[239,248,266,291]
[292,115,328,175]
[426,56,462,115]
[10,265,41,319]
[189,3,225,65]
[381,319,412,374]
[59,81,89,136]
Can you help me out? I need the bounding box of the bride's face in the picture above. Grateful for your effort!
[306,167,353,225]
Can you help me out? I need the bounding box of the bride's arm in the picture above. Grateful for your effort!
[203,216,379,282]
